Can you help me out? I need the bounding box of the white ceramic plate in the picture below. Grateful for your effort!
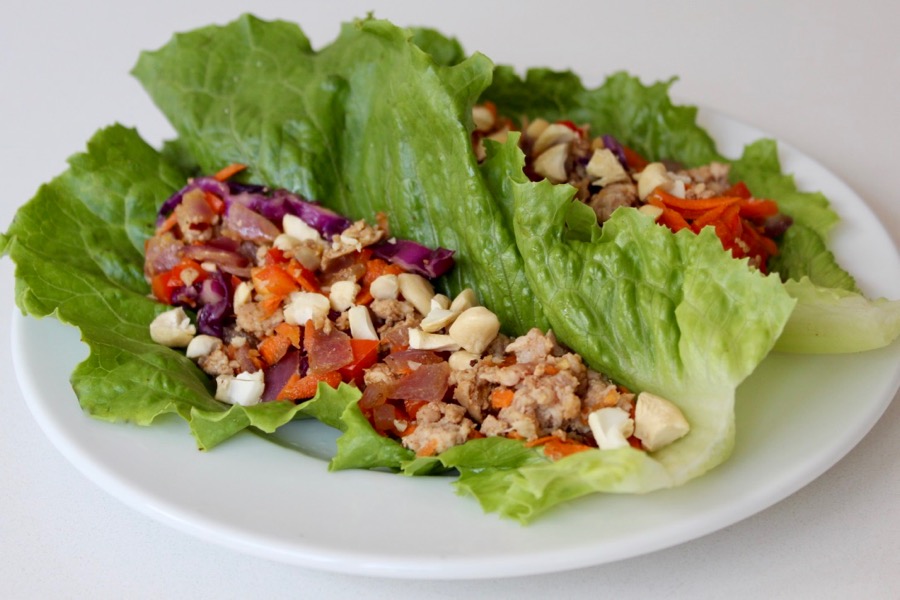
[11,109,900,580]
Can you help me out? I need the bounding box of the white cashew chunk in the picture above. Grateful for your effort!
[186,334,223,359]
[397,273,435,316]
[525,117,550,140]
[282,214,322,242]
[448,350,480,371]
[533,142,570,183]
[633,392,690,452]
[215,370,265,406]
[586,148,630,187]
[149,307,196,348]
[233,281,254,310]
[532,123,577,155]
[408,328,461,352]
[638,204,664,220]
[420,308,458,333]
[431,294,451,311]
[448,306,500,354]
[329,280,360,312]
[283,291,330,326]
[449,288,478,314]
[370,274,400,300]
[588,407,635,451]
[471,105,495,132]
[348,305,378,341]
[636,162,673,201]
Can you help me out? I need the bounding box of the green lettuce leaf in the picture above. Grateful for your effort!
[436,136,794,520]
[0,124,345,450]
[132,14,548,336]
[774,278,900,353]
[4,14,892,523]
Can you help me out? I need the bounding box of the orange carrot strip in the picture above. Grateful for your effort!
[258,294,285,317]
[542,438,592,460]
[274,322,302,348]
[203,191,226,215]
[659,207,691,232]
[490,388,515,409]
[650,188,742,212]
[276,370,342,401]
[524,435,559,448]
[156,212,179,234]
[691,202,729,231]
[738,198,779,219]
[213,163,247,182]
[258,333,291,367]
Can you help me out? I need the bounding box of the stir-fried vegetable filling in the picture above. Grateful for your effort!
[146,166,692,458]
[472,102,792,272]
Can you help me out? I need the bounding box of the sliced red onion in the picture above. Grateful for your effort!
[371,239,455,278]
[223,202,280,243]
[261,348,300,402]
[156,177,230,226]
[196,270,233,338]
[182,243,250,270]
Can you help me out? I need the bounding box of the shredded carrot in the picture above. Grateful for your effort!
[416,438,439,457]
[541,438,593,460]
[274,322,302,348]
[524,435,592,459]
[490,388,515,409]
[258,333,292,366]
[203,192,225,215]
[276,370,342,401]
[543,364,559,376]
[258,294,285,317]
[524,435,559,448]
[213,163,247,182]
[156,212,179,234]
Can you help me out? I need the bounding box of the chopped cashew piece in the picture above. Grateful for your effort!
[471,105,495,132]
[233,281,253,309]
[149,307,196,348]
[420,307,457,333]
[586,148,630,187]
[283,291,330,326]
[431,294,451,311]
[282,214,322,242]
[588,407,635,450]
[448,350,480,371]
[636,162,673,201]
[348,305,378,340]
[370,274,400,300]
[448,306,500,354]
[398,273,435,316]
[408,328,461,352]
[533,142,570,183]
[633,392,690,452]
[525,117,550,140]
[532,123,577,155]
[449,288,478,314]
[186,334,222,359]
[215,370,265,406]
[638,204,664,220]
[329,280,360,312]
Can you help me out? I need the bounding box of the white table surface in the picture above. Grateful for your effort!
[2,1,898,597]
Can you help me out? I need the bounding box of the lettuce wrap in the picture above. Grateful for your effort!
[2,15,896,522]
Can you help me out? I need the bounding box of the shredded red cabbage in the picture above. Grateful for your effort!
[371,239,455,278]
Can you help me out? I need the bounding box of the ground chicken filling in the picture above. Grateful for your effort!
[146,164,690,460]
[471,102,792,273]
